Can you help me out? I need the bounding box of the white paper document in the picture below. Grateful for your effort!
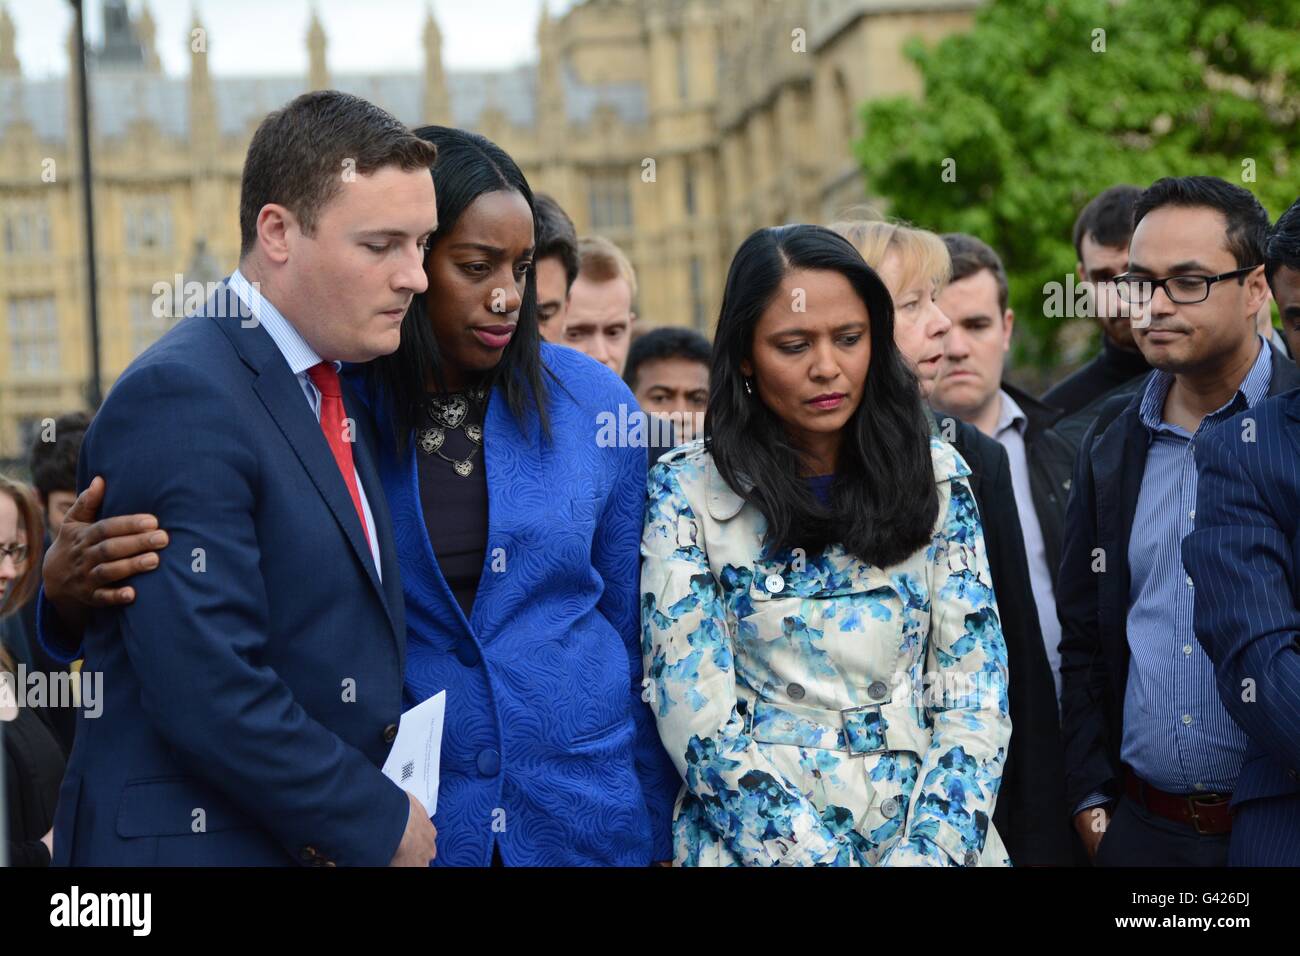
[381,690,446,816]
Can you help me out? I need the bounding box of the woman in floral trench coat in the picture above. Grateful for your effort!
[640,224,1011,867]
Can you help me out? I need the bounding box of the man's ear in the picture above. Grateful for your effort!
[256,203,297,265]
[1244,264,1271,319]
[1002,309,1015,352]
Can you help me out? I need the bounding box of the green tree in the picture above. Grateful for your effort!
[856,0,1300,374]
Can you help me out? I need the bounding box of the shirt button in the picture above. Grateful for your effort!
[1183,644,1194,656]
[867,681,888,701]
[477,748,501,777]
[880,798,899,819]
[1189,510,1196,521]
[765,573,785,594]
[383,723,398,744]
[1186,576,1194,588]
[1182,714,1193,726]
[786,682,806,701]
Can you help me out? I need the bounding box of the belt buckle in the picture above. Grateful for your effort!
[840,703,886,757]
[1185,793,1227,835]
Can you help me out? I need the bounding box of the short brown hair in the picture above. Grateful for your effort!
[577,235,638,300]
[0,474,45,618]
[942,233,1009,314]
[239,91,439,257]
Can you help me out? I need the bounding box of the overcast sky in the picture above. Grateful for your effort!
[6,0,579,79]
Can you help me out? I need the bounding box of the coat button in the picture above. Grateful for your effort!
[300,846,317,863]
[786,682,805,701]
[456,640,481,666]
[765,573,785,593]
[383,723,398,744]
[477,748,501,776]
[963,850,979,867]
[880,798,899,819]
[868,681,888,701]
[1289,768,1299,781]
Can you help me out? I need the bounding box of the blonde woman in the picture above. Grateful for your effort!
[1,475,64,866]
[829,219,1073,865]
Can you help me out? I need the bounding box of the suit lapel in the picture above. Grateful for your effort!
[204,286,394,630]
[344,382,404,654]
[1091,399,1147,664]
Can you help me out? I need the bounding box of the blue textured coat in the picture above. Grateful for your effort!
[352,343,679,866]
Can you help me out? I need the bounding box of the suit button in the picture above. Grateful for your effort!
[300,846,317,863]
[456,640,481,666]
[765,573,785,593]
[880,798,899,819]
[383,723,398,744]
[1290,769,1299,781]
[963,850,980,867]
[868,681,888,701]
[477,748,501,776]
[786,682,805,701]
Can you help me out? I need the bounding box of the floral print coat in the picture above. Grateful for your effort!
[640,438,1011,866]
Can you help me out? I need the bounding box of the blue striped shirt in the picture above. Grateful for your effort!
[1121,336,1272,795]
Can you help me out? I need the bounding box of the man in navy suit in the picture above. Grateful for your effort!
[40,91,441,866]
[1183,196,1300,865]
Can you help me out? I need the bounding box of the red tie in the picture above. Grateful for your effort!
[306,362,372,549]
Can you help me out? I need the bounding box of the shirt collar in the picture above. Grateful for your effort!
[228,269,327,376]
[995,389,1028,438]
[1137,334,1273,434]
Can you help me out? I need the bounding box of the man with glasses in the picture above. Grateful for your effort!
[1056,176,1300,866]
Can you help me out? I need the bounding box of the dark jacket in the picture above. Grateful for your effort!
[3,691,66,866]
[943,415,1073,865]
[1183,390,1300,863]
[1002,383,1075,590]
[1055,345,1300,812]
[1042,334,1151,419]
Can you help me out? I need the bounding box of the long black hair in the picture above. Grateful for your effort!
[706,224,939,569]
[368,126,551,446]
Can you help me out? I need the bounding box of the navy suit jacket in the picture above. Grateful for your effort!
[1183,388,1300,865]
[48,285,410,866]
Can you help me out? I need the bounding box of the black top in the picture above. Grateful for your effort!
[416,390,489,621]
[1041,334,1151,418]
[4,696,67,867]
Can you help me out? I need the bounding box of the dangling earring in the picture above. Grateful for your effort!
[744,378,753,396]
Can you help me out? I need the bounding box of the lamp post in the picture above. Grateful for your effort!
[69,0,102,409]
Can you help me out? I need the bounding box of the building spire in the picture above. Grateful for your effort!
[307,4,329,90]
[0,3,19,75]
[137,1,161,71]
[422,3,450,124]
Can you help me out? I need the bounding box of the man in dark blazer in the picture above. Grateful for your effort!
[1057,176,1294,866]
[1182,196,1300,865]
[39,92,441,866]
[941,416,1074,866]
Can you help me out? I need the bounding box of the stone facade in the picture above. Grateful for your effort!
[0,0,978,459]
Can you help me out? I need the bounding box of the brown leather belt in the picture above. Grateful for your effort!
[1124,768,1232,835]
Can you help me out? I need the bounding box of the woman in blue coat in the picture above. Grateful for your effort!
[352,127,678,866]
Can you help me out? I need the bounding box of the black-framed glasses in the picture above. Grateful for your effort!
[0,544,28,565]
[1114,266,1261,306]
